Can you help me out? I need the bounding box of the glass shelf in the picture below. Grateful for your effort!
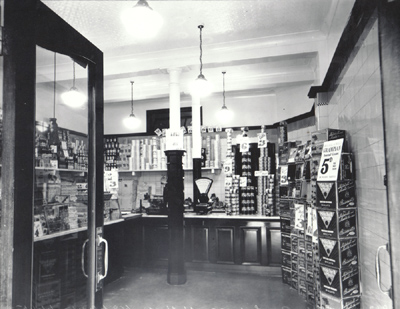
[118,167,221,174]
[35,167,87,173]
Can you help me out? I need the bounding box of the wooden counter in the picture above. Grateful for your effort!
[132,212,282,274]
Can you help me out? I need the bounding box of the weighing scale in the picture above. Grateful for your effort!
[194,177,213,214]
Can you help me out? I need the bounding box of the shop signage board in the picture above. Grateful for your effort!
[317,138,344,181]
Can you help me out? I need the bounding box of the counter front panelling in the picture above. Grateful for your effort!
[136,214,281,271]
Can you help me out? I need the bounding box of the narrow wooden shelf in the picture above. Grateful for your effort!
[35,167,87,173]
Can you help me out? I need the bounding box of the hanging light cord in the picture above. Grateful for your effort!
[198,25,204,76]
[72,61,76,88]
[130,81,134,115]
[222,71,226,107]
[53,52,57,119]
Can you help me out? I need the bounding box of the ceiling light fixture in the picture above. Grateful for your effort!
[217,71,233,123]
[61,60,87,108]
[121,0,163,40]
[190,25,212,98]
[123,81,141,129]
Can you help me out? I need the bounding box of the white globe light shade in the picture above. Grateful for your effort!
[216,106,234,123]
[190,74,212,98]
[121,3,163,40]
[123,114,141,129]
[61,87,87,108]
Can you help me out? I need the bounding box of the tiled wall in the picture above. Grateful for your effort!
[323,20,392,308]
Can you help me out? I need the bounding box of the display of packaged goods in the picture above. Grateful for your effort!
[281,233,291,251]
[282,266,291,285]
[320,292,361,309]
[320,265,360,299]
[291,234,299,253]
[280,141,298,165]
[319,237,359,268]
[281,217,291,233]
[279,198,292,217]
[317,209,357,239]
[291,271,298,290]
[316,180,356,209]
[282,250,291,268]
[292,202,305,230]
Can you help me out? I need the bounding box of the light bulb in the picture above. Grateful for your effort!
[217,106,234,123]
[190,74,212,98]
[121,2,163,40]
[61,87,87,108]
[123,113,141,129]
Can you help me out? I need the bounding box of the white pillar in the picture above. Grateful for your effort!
[168,68,182,132]
[192,95,202,158]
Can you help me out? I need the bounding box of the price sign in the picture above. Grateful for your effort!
[240,137,250,152]
[255,171,269,177]
[257,133,267,148]
[225,177,233,187]
[280,165,288,185]
[240,177,247,187]
[223,158,233,174]
[317,138,344,181]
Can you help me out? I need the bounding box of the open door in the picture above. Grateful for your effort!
[0,0,104,308]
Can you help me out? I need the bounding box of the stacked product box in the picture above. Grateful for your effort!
[316,178,360,308]
[312,129,360,309]
[280,198,292,286]
[310,128,346,308]
[224,128,240,215]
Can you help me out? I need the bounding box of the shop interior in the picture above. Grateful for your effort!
[1,0,400,308]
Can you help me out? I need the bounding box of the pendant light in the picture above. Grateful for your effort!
[190,25,212,98]
[121,0,163,40]
[216,71,233,123]
[61,60,87,108]
[123,81,141,129]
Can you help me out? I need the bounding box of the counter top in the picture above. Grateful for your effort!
[34,212,279,242]
[140,212,280,221]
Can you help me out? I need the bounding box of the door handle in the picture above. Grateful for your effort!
[97,235,109,284]
[81,239,89,278]
[375,243,392,299]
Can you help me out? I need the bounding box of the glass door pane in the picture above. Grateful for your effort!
[33,46,89,308]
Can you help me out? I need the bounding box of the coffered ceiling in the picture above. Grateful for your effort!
[38,0,355,114]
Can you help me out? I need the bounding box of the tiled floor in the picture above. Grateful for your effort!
[103,267,309,309]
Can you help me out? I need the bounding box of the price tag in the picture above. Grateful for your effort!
[317,138,344,181]
[240,137,250,152]
[240,177,247,187]
[223,158,233,174]
[255,171,269,177]
[257,133,267,148]
[280,165,288,185]
[225,177,233,187]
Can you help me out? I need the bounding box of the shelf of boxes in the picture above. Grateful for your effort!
[279,128,359,309]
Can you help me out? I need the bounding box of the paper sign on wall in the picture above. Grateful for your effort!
[165,128,184,150]
[317,138,344,181]
[257,133,267,148]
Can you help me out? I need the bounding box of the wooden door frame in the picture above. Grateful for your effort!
[0,0,104,308]
[378,0,400,306]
